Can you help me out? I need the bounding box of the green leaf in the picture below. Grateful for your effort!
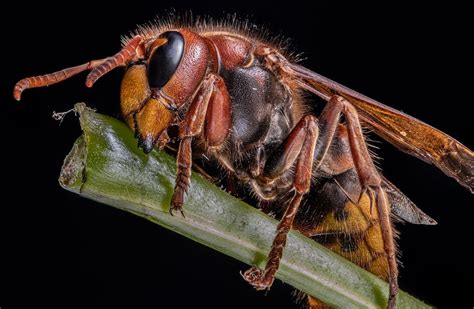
[59,103,431,309]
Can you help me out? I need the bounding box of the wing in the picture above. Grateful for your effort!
[382,177,437,225]
[283,63,474,193]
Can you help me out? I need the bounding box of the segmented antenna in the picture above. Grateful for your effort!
[14,63,91,101]
[14,35,144,101]
[86,35,144,87]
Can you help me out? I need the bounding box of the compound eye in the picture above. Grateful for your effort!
[147,31,184,88]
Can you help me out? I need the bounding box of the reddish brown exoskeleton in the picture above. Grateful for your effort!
[13,19,474,308]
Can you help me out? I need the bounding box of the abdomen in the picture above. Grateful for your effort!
[297,168,390,280]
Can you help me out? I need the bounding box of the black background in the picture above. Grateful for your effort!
[2,1,473,308]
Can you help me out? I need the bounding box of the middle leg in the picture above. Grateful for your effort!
[243,114,319,289]
[243,95,358,290]
[243,96,398,308]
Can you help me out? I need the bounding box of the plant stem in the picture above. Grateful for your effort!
[59,103,430,309]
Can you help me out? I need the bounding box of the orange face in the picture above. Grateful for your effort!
[120,29,211,153]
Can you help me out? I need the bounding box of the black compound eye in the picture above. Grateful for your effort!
[147,31,184,88]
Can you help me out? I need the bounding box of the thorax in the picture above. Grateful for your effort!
[204,33,296,178]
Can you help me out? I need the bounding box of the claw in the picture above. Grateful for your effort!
[357,186,367,206]
[169,203,186,218]
[367,187,376,215]
[241,267,274,290]
[357,185,376,215]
